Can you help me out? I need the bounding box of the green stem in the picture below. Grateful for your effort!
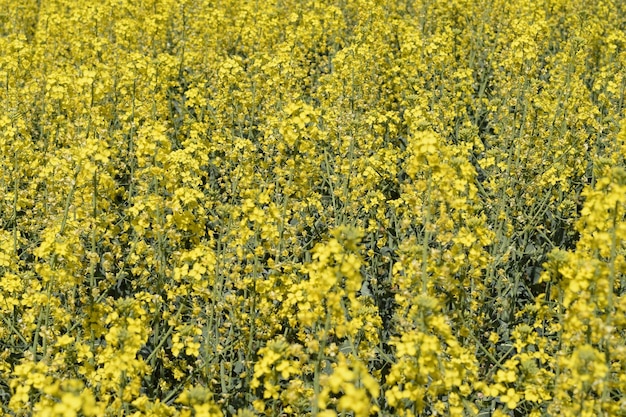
[312,311,332,416]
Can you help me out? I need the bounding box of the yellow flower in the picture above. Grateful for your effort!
[500,388,521,410]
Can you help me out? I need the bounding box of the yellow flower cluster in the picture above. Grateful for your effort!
[2,0,626,415]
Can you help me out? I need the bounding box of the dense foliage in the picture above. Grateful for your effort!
[1,0,626,416]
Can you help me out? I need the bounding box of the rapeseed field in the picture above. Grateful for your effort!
[1,0,626,416]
